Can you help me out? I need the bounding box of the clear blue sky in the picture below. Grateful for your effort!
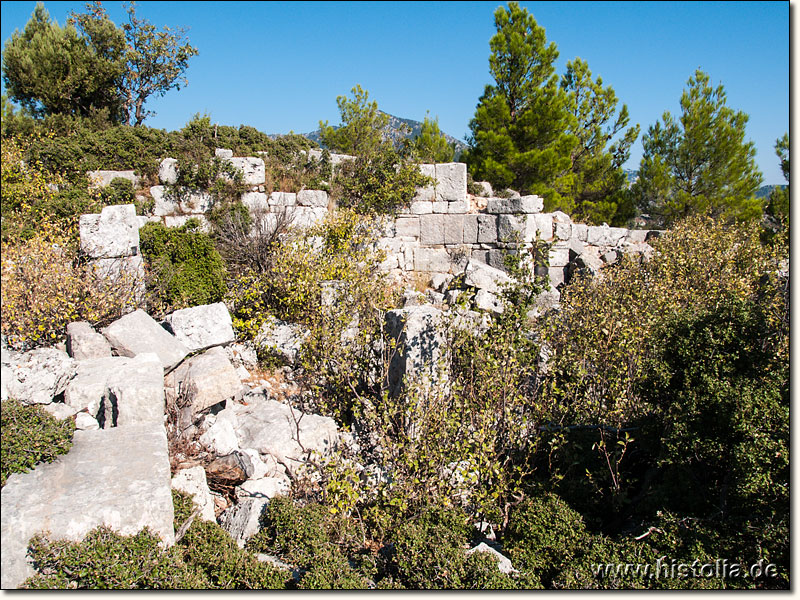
[0,1,791,184]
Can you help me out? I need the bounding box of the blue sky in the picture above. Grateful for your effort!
[0,1,790,184]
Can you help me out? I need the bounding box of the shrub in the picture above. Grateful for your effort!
[1,399,76,487]
[1,221,142,349]
[139,220,227,315]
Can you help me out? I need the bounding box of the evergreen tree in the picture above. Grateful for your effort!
[766,133,789,223]
[632,69,763,227]
[555,58,640,225]
[402,112,455,163]
[318,85,390,157]
[463,2,576,201]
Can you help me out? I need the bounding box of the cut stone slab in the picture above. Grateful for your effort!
[385,305,447,397]
[63,356,128,416]
[0,423,174,589]
[463,259,513,294]
[158,158,179,185]
[228,157,266,186]
[103,353,165,428]
[219,498,269,548]
[66,321,112,361]
[486,195,543,214]
[101,309,189,372]
[233,393,339,474]
[4,348,76,405]
[297,189,328,208]
[162,302,235,352]
[241,191,269,211]
[79,204,140,259]
[172,466,217,522]
[165,347,241,415]
[434,163,467,202]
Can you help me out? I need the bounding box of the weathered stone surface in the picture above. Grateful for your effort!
[463,215,479,244]
[199,403,241,456]
[228,157,266,185]
[285,206,327,228]
[64,356,128,416]
[431,272,453,292]
[447,200,469,214]
[103,353,165,428]
[268,191,297,207]
[587,224,612,245]
[219,498,269,548]
[477,214,498,243]
[166,347,241,414]
[465,542,517,574]
[474,289,503,313]
[87,170,139,189]
[89,255,146,303]
[528,213,552,241]
[0,424,174,589]
[434,162,467,202]
[151,186,214,216]
[385,305,446,397]
[463,259,512,294]
[66,321,112,361]
[235,476,290,501]
[528,289,561,319]
[79,204,140,259]
[297,189,328,208]
[254,317,309,365]
[486,195,543,214]
[74,411,100,430]
[101,309,189,372]
[163,302,235,352]
[574,250,604,277]
[408,201,433,215]
[625,229,650,244]
[548,266,568,288]
[572,223,589,242]
[215,148,234,159]
[497,214,526,242]
[241,191,269,211]
[163,214,211,232]
[419,214,444,244]
[395,216,420,239]
[233,393,339,473]
[5,348,76,405]
[413,163,436,202]
[41,401,79,420]
[432,201,449,213]
[549,243,573,267]
[158,158,179,185]
[473,181,493,197]
[172,466,216,522]
[413,247,452,273]
[225,342,258,370]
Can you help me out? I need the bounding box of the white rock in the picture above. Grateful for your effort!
[5,348,76,405]
[162,302,235,352]
[66,321,112,360]
[172,466,217,522]
[101,309,189,373]
[79,204,140,259]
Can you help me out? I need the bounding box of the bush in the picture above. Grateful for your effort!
[139,220,227,315]
[1,221,143,349]
[1,399,76,487]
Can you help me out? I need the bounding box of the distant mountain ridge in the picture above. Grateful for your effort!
[297,111,468,156]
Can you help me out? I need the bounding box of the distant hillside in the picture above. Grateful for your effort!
[299,112,468,157]
[755,184,787,199]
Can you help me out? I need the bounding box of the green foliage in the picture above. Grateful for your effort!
[632,69,763,226]
[319,84,390,156]
[332,144,430,215]
[464,2,576,202]
[1,398,76,487]
[402,112,455,163]
[139,220,226,314]
[2,3,125,121]
[765,132,789,227]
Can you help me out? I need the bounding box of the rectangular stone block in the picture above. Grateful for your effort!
[609,227,628,244]
[228,157,265,186]
[414,164,436,202]
[409,201,433,215]
[395,217,420,239]
[447,200,469,213]
[548,266,568,288]
[486,195,544,214]
[498,214,526,242]
[297,189,328,207]
[587,225,610,245]
[434,162,467,202]
[443,214,465,245]
[269,192,296,207]
[413,247,452,273]
[477,214,497,243]
[487,249,511,272]
[463,215,480,244]
[241,191,269,211]
[573,223,589,242]
[549,243,572,267]
[625,229,649,243]
[432,202,449,213]
[420,214,446,245]
[554,221,572,240]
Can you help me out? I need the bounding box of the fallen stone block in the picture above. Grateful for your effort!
[486,195,543,214]
[172,466,217,522]
[163,303,235,352]
[466,542,517,574]
[219,498,269,548]
[413,247,452,273]
[473,181,493,197]
[463,259,512,294]
[79,204,140,259]
[474,289,504,313]
[64,356,129,416]
[0,423,174,589]
[66,321,112,361]
[165,347,241,415]
[103,353,165,428]
[101,309,189,373]
[5,348,76,405]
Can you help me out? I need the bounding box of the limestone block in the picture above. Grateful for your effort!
[395,217,420,239]
[602,249,619,264]
[297,189,328,208]
[549,243,572,267]
[487,249,510,272]
[199,404,240,456]
[87,170,139,190]
[551,210,572,224]
[74,412,100,430]
[477,214,497,244]
[236,476,290,501]
[0,424,174,589]
[241,191,269,211]
[463,259,513,294]
[163,214,211,232]
[448,200,469,213]
[443,214,464,244]
[432,201,449,213]
[548,266,568,288]
[172,466,217,522]
[42,402,79,420]
[165,347,240,414]
[474,289,503,313]
[385,305,446,397]
[79,204,140,259]
[575,250,604,277]
[66,321,112,360]
[219,498,269,548]
[554,221,572,240]
[413,247,452,273]
[528,290,561,319]
[420,214,445,245]
[225,342,258,370]
[158,158,178,185]
[609,227,628,245]
[64,356,129,415]
[103,353,165,428]
[498,214,526,242]
[151,186,213,216]
[573,223,589,242]
[625,229,650,243]
[239,449,285,479]
[269,191,297,207]
[215,148,234,159]
[228,157,266,185]
[413,163,436,202]
[89,255,146,303]
[474,181,493,197]
[431,272,453,292]
[163,302,235,352]
[285,206,327,228]
[463,215,480,244]
[255,317,309,366]
[434,162,467,202]
[233,393,339,473]
[587,224,611,245]
[5,348,76,405]
[486,195,543,214]
[101,309,190,373]
[409,201,433,215]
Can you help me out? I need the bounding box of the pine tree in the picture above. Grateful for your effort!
[318,85,390,157]
[402,113,455,163]
[464,2,576,201]
[632,69,763,227]
[555,58,640,225]
[766,133,789,223]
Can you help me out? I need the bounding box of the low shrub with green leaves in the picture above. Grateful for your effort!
[1,399,76,487]
[139,220,227,315]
